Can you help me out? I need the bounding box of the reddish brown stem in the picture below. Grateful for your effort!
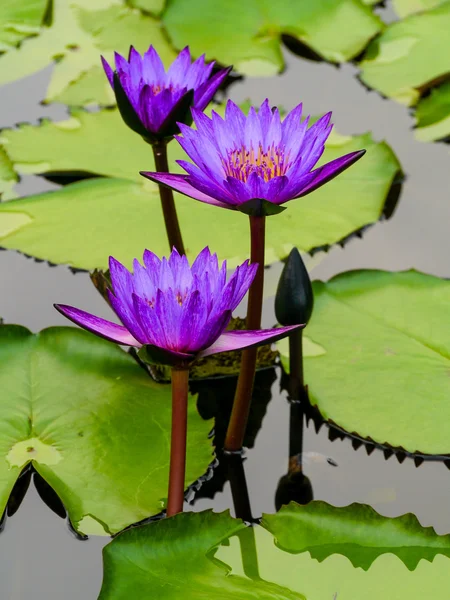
[152,141,186,255]
[224,215,266,452]
[166,367,189,517]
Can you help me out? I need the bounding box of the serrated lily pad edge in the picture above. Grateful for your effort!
[292,392,450,466]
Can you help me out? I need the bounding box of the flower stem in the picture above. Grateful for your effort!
[224,215,266,452]
[288,328,307,401]
[167,367,189,517]
[152,141,186,255]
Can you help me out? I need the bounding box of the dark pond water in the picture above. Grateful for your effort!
[1,8,450,596]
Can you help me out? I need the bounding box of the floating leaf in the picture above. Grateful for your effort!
[392,0,446,17]
[0,145,17,199]
[0,324,212,535]
[0,108,401,270]
[220,523,450,600]
[0,0,47,51]
[0,0,176,106]
[414,81,450,141]
[278,270,450,455]
[359,2,450,105]
[128,0,165,16]
[99,510,305,599]
[262,501,450,570]
[163,0,383,76]
[100,507,450,599]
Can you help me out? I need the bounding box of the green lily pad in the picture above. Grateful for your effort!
[220,524,450,600]
[0,0,47,51]
[262,501,450,570]
[414,81,450,141]
[163,0,383,76]
[0,145,18,199]
[359,2,450,105]
[99,506,450,599]
[100,510,305,599]
[0,108,401,270]
[0,0,176,106]
[0,324,212,535]
[128,0,165,16]
[392,0,446,17]
[278,270,450,455]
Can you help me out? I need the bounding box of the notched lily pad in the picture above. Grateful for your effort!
[0,0,176,106]
[414,81,450,142]
[262,501,450,570]
[0,145,18,199]
[163,0,383,76]
[392,0,446,18]
[0,0,48,51]
[278,269,450,456]
[100,506,450,599]
[359,2,450,105]
[100,510,305,599]
[0,324,212,535]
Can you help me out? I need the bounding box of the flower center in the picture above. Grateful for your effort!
[149,83,177,96]
[223,144,290,183]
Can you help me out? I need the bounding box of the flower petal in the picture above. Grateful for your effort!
[54,304,140,346]
[198,325,303,357]
[296,150,366,198]
[140,171,232,208]
[101,56,114,88]
[194,67,231,111]
[142,45,166,84]
[167,46,192,85]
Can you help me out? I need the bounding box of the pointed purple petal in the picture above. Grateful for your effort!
[281,103,303,145]
[132,292,165,347]
[296,150,366,198]
[167,47,192,85]
[54,304,140,346]
[140,171,233,208]
[194,67,231,111]
[114,52,129,75]
[176,160,237,205]
[142,45,166,83]
[107,290,147,344]
[224,99,246,140]
[198,325,303,357]
[101,56,114,88]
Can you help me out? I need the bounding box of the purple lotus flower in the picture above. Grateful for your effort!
[141,99,365,215]
[101,46,231,143]
[55,248,300,367]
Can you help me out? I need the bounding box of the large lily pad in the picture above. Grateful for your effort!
[0,0,176,106]
[359,2,450,105]
[99,506,450,599]
[163,0,383,76]
[262,501,450,570]
[0,108,401,270]
[278,270,450,455]
[129,0,165,16]
[392,0,446,17]
[0,324,212,535]
[0,145,17,199]
[414,81,450,141]
[221,525,450,600]
[0,0,47,51]
[100,510,304,599]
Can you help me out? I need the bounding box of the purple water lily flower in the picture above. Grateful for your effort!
[101,46,231,143]
[55,248,300,367]
[141,99,365,215]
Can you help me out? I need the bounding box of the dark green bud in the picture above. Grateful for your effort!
[275,248,314,326]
